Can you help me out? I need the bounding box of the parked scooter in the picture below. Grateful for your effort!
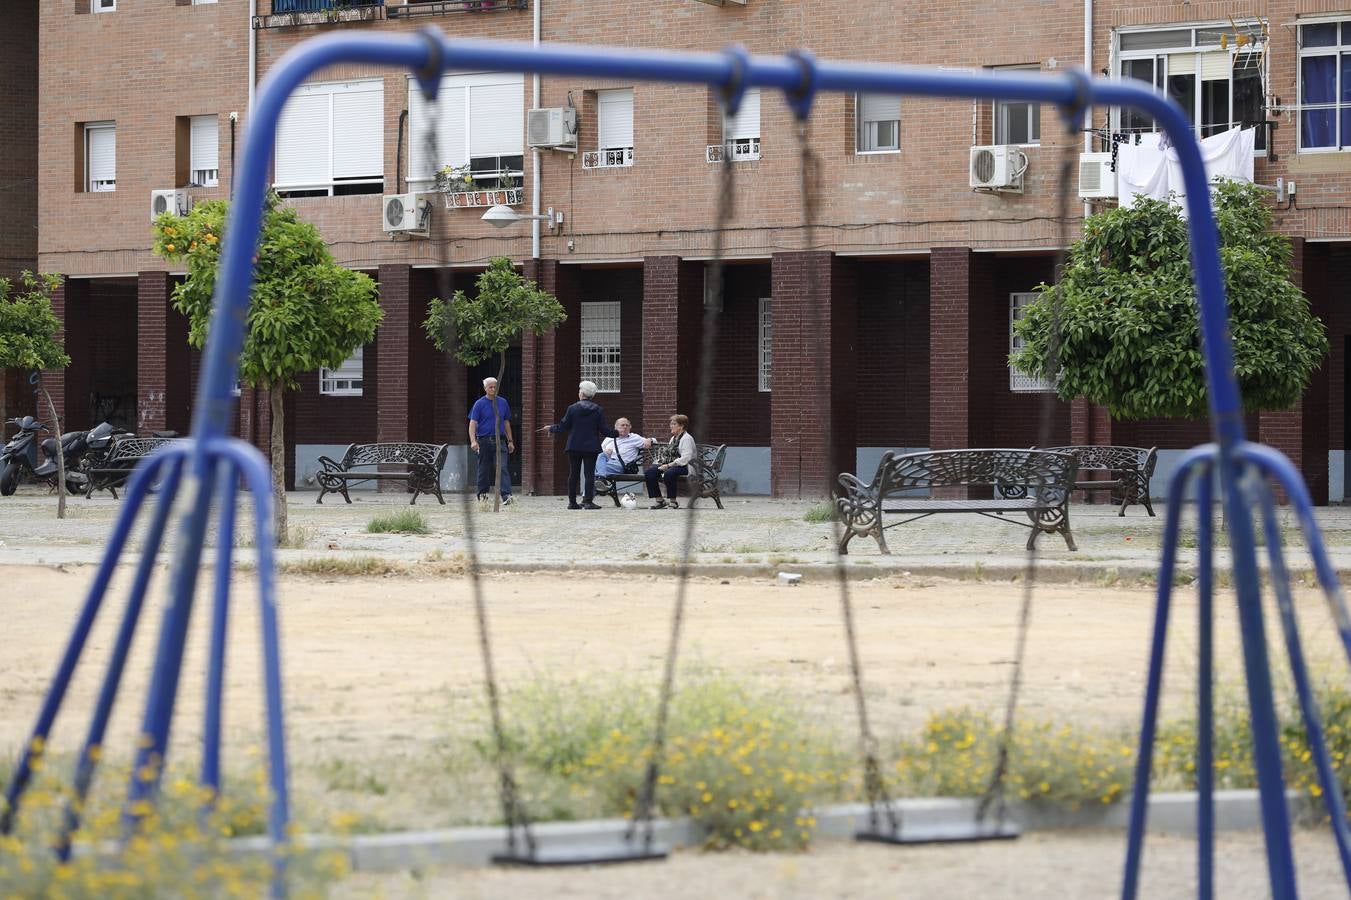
[1,417,126,496]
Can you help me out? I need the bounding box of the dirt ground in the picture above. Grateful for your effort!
[3,564,1348,896]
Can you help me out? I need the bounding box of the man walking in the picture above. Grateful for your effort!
[468,376,515,503]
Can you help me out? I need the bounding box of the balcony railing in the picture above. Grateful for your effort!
[387,0,527,19]
[441,186,524,209]
[706,139,761,163]
[254,0,383,28]
[582,148,634,170]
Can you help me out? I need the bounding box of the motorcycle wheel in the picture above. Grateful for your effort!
[0,462,18,496]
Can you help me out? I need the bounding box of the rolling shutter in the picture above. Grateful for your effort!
[274,91,329,187]
[597,88,634,150]
[332,85,383,179]
[86,124,115,190]
[724,87,761,141]
[190,115,218,173]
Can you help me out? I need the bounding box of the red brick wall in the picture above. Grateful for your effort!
[0,0,36,280]
[985,256,1071,448]
[578,266,644,434]
[702,263,772,447]
[856,260,929,448]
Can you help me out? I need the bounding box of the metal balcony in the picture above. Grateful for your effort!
[387,0,527,19]
[254,0,384,28]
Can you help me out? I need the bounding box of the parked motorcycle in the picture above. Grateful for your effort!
[1,417,127,496]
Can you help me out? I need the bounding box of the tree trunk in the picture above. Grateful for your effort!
[491,352,507,512]
[270,387,287,546]
[39,383,65,519]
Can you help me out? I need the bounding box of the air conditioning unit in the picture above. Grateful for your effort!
[150,188,190,222]
[527,107,578,151]
[1078,152,1117,200]
[382,193,431,237]
[969,145,1027,192]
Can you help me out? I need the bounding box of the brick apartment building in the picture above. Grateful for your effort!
[6,0,1351,500]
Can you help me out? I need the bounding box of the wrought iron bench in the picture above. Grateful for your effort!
[85,436,184,499]
[835,448,1078,554]
[315,442,449,505]
[594,442,727,509]
[1044,445,1157,517]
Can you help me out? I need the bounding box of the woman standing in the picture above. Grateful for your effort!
[541,380,619,509]
[645,414,696,509]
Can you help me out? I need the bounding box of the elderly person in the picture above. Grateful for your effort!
[645,414,696,509]
[540,380,619,510]
[595,417,651,478]
[467,376,514,503]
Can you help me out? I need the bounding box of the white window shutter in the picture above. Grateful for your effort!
[407,82,467,180]
[275,92,330,187]
[190,115,218,172]
[597,88,634,150]
[858,92,900,126]
[87,124,115,188]
[332,85,384,180]
[1167,51,1196,76]
[1200,50,1230,81]
[468,80,523,157]
[724,87,761,141]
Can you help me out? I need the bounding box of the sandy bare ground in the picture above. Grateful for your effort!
[4,565,1349,896]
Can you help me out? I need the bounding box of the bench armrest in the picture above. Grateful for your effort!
[836,472,880,524]
[316,455,346,473]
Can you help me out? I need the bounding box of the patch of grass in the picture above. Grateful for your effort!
[279,556,403,578]
[803,502,839,523]
[367,510,431,535]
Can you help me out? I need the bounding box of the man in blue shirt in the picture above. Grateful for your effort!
[468,376,515,502]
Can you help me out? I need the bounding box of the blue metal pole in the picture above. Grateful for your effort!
[1195,463,1215,900]
[59,452,188,858]
[1122,449,1206,900]
[0,449,179,835]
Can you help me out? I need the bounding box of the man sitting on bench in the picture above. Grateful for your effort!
[595,417,652,478]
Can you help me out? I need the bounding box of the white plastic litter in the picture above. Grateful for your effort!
[777,572,802,586]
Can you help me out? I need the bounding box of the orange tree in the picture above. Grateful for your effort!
[153,192,381,543]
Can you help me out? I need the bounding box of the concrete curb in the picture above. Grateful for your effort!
[215,789,1307,872]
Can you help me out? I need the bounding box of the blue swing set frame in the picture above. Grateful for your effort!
[3,26,1350,900]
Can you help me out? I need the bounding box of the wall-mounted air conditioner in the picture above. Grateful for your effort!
[527,107,578,151]
[382,193,431,237]
[1078,152,1117,200]
[969,145,1027,193]
[150,188,190,223]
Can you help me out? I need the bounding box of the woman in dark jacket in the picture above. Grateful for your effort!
[541,380,619,509]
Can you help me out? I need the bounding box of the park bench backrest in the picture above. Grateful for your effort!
[106,436,179,463]
[342,442,447,469]
[873,449,1076,498]
[1046,445,1157,478]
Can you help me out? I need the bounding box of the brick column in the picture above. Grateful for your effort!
[136,271,190,435]
[521,259,579,495]
[929,247,983,451]
[769,251,857,498]
[641,257,703,434]
[39,276,73,426]
[1258,238,1329,504]
[375,264,413,492]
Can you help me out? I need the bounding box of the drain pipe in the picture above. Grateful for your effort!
[248,0,257,114]
[532,0,541,259]
[1082,0,1092,220]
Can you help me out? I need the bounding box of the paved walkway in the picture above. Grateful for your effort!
[3,486,1351,581]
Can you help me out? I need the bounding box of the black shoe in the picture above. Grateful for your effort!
[568,502,582,510]
[501,496,513,506]
[667,499,680,509]
[649,499,668,509]
[581,502,602,510]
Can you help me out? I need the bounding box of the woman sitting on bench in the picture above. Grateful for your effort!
[646,414,696,510]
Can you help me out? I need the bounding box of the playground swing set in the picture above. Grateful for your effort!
[2,26,1350,900]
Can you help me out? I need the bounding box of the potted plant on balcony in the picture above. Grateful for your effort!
[434,163,476,195]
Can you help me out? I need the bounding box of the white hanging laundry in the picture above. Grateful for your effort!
[1164,126,1255,197]
[1117,133,1169,208]
[1117,127,1256,211]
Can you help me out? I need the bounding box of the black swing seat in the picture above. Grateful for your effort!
[856,819,1020,846]
[492,841,668,867]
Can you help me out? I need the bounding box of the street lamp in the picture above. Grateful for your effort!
[481,204,559,230]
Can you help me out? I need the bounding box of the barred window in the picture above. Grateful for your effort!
[581,301,621,393]
[1009,293,1055,393]
[320,346,364,396]
[758,297,772,392]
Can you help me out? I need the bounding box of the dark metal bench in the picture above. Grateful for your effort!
[85,436,183,499]
[594,442,727,509]
[315,442,449,505]
[835,448,1078,554]
[1044,445,1157,517]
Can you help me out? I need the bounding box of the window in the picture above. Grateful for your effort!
[85,123,115,193]
[1009,293,1054,393]
[856,93,900,152]
[580,302,621,393]
[408,72,524,190]
[320,346,364,396]
[993,66,1041,145]
[758,297,772,392]
[589,88,634,168]
[190,115,219,187]
[274,79,384,198]
[192,0,218,4]
[1115,23,1267,151]
[722,87,761,160]
[1298,19,1351,150]
[92,0,115,11]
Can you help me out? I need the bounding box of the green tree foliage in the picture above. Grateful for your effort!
[0,272,69,376]
[153,192,382,542]
[423,257,565,507]
[1011,181,1328,420]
